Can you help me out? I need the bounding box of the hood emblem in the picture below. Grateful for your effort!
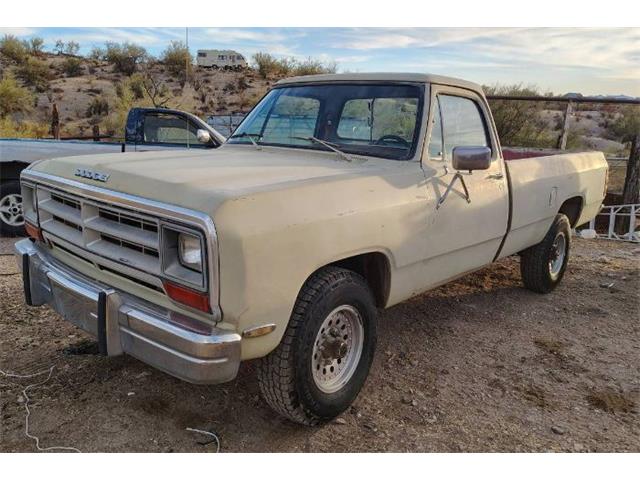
[75,168,110,182]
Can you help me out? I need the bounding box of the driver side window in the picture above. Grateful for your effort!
[337,97,418,144]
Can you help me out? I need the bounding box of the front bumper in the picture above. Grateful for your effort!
[14,238,241,384]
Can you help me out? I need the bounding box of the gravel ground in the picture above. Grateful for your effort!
[0,236,638,452]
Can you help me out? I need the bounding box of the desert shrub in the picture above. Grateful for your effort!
[54,39,65,55]
[293,57,337,76]
[65,41,80,56]
[161,40,192,78]
[28,37,45,56]
[0,73,34,117]
[252,52,291,79]
[17,57,51,92]
[0,34,29,64]
[104,42,147,75]
[0,117,48,138]
[62,56,83,76]
[607,106,640,146]
[128,73,146,100]
[89,46,105,61]
[86,96,109,117]
[485,83,556,148]
[253,52,336,79]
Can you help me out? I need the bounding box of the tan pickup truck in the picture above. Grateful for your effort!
[15,73,608,425]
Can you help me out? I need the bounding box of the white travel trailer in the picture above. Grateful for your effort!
[196,50,247,70]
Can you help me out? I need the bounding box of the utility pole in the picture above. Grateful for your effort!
[185,27,189,87]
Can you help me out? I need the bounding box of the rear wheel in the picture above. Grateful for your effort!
[257,266,377,425]
[0,180,25,237]
[520,214,571,293]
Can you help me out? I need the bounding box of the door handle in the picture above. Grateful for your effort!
[487,173,504,180]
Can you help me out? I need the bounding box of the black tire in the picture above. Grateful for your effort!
[258,266,377,425]
[0,180,25,237]
[520,214,571,294]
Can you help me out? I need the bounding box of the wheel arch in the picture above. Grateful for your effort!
[324,250,392,308]
[558,196,584,227]
[0,161,31,182]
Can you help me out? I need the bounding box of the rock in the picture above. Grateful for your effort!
[573,442,585,452]
[578,229,597,239]
[401,395,413,405]
[362,422,378,432]
[410,359,419,367]
[551,425,566,435]
[334,417,347,425]
[411,399,418,407]
[17,395,25,404]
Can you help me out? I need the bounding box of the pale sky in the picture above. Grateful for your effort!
[2,27,638,96]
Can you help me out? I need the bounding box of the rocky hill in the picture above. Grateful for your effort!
[0,51,273,139]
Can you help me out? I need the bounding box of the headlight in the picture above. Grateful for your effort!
[161,224,207,291]
[178,232,203,272]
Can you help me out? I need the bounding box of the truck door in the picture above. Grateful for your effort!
[421,85,509,282]
[127,110,219,152]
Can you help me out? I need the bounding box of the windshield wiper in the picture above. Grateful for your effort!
[292,136,352,162]
[229,132,262,150]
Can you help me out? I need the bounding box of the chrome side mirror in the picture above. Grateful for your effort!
[452,146,491,171]
[196,129,211,144]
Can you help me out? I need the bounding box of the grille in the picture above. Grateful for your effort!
[37,185,162,276]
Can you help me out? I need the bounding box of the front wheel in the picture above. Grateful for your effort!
[258,266,377,425]
[520,214,571,293]
[0,180,25,237]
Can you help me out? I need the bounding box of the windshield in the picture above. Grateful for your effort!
[227,83,424,160]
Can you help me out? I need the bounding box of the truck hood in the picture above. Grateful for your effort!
[29,145,399,214]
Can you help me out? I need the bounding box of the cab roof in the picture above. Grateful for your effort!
[276,72,483,94]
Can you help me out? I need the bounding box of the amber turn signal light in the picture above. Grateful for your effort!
[24,221,43,242]
[163,281,211,313]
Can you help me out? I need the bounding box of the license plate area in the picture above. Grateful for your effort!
[47,271,108,354]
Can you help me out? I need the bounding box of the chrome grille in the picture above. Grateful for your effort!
[37,185,161,276]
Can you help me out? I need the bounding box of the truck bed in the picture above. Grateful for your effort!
[0,138,124,163]
[500,151,608,258]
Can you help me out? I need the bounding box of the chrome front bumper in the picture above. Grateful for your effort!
[14,238,241,384]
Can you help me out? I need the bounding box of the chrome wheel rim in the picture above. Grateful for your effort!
[0,193,24,227]
[311,305,364,394]
[549,232,566,279]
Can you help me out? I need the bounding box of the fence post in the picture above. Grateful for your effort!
[622,133,640,205]
[51,103,60,140]
[557,101,574,150]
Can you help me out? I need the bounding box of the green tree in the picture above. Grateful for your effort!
[105,42,147,75]
[161,40,192,78]
[54,39,65,55]
[29,37,45,56]
[65,40,80,56]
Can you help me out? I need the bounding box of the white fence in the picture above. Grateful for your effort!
[581,204,640,243]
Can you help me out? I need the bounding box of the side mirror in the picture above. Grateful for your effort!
[196,129,212,144]
[452,146,492,171]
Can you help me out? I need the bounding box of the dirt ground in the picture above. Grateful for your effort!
[0,236,638,452]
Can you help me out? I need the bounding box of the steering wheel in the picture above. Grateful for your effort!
[376,135,410,148]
